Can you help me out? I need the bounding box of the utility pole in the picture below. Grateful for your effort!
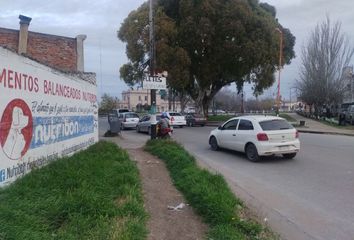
[149,0,156,113]
[351,66,354,103]
[241,86,244,114]
[149,0,158,139]
[290,88,292,111]
[275,28,283,115]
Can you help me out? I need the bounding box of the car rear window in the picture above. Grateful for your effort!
[118,109,130,113]
[125,113,139,118]
[259,119,294,131]
[169,112,181,116]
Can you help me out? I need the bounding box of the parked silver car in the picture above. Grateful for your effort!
[118,112,139,130]
[136,114,161,134]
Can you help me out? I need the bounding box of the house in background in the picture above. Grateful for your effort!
[117,89,181,113]
[342,66,354,105]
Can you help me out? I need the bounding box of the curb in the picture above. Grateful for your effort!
[297,129,354,137]
[205,121,221,127]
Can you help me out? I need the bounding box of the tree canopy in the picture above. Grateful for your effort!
[99,93,119,114]
[118,0,295,115]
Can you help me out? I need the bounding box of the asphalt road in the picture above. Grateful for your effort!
[99,118,354,240]
[172,126,354,240]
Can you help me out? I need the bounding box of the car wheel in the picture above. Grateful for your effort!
[201,124,205,127]
[209,136,219,151]
[283,153,297,159]
[245,143,260,162]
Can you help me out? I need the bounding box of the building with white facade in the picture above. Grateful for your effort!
[117,89,181,112]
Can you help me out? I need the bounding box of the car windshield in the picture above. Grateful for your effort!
[125,113,139,118]
[259,119,294,131]
[169,113,182,116]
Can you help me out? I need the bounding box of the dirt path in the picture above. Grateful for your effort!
[128,148,207,240]
[100,132,208,239]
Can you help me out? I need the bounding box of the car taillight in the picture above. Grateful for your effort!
[295,130,299,138]
[257,133,269,141]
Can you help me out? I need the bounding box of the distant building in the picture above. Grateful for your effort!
[342,66,354,104]
[117,89,181,112]
[0,15,86,72]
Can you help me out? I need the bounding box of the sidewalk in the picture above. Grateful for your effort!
[287,113,354,136]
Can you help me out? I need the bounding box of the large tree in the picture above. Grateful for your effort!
[118,0,295,116]
[297,16,354,115]
[99,93,119,114]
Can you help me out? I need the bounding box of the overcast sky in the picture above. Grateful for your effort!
[1,0,353,101]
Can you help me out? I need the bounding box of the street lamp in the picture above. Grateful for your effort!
[275,27,283,115]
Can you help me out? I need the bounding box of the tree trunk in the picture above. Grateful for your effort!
[179,92,189,114]
[168,88,172,111]
[191,82,222,117]
[202,97,211,119]
[194,90,215,118]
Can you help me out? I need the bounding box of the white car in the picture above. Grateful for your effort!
[166,112,186,128]
[208,115,300,162]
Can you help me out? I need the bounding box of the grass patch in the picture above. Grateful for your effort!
[145,140,277,240]
[278,113,297,122]
[0,141,147,240]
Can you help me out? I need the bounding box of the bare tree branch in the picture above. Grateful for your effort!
[298,16,354,113]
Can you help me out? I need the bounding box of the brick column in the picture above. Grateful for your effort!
[18,15,32,54]
[76,34,86,71]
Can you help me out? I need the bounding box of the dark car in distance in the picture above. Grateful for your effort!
[345,105,354,125]
[185,113,207,127]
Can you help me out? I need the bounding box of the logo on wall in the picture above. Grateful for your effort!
[0,99,33,160]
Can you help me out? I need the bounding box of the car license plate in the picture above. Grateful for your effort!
[279,146,289,150]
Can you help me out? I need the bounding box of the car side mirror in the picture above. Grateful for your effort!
[218,125,223,130]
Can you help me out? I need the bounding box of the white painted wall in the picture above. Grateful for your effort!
[0,47,98,186]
